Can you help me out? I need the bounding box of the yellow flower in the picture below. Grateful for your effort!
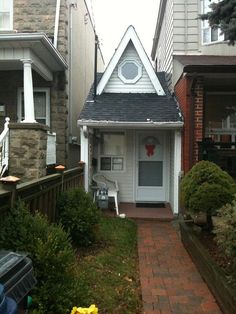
[70,305,98,314]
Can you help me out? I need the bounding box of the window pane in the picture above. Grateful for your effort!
[20,91,47,124]
[112,158,123,171]
[34,92,46,117]
[101,133,125,155]
[0,1,10,11]
[121,62,138,80]
[211,27,218,41]
[203,28,210,43]
[0,13,10,29]
[101,157,111,171]
[139,161,163,186]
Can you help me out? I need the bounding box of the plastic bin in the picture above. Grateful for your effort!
[97,187,109,209]
[0,251,37,311]
[0,284,17,314]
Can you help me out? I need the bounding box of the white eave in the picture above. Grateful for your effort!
[0,32,67,80]
[78,119,183,129]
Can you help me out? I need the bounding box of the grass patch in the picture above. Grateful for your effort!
[75,216,142,314]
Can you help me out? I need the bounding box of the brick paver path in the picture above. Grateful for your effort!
[137,221,222,314]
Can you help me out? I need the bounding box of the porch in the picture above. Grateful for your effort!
[103,202,174,221]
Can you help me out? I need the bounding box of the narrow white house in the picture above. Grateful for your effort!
[78,26,183,215]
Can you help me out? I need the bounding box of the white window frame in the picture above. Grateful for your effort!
[201,0,224,45]
[118,59,142,84]
[98,131,126,172]
[0,0,13,30]
[17,88,50,126]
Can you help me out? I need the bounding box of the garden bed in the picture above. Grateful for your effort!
[179,221,236,314]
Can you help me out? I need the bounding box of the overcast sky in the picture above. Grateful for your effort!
[87,0,160,65]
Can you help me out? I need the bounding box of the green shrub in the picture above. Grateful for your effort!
[0,202,80,314]
[57,187,101,247]
[180,160,235,229]
[214,200,236,273]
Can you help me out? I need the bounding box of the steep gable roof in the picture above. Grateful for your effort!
[96,25,165,95]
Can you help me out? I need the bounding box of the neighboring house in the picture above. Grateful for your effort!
[0,0,104,181]
[151,0,236,177]
[78,26,183,215]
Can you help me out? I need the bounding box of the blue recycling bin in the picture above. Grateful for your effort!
[0,251,37,313]
[0,284,17,314]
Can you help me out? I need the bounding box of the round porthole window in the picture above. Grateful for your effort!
[118,60,142,83]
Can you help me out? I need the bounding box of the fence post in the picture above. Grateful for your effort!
[0,176,20,208]
[55,165,65,192]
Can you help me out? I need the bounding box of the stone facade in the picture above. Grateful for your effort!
[8,123,48,182]
[7,0,68,167]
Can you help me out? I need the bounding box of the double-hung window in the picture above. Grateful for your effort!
[100,132,125,171]
[0,0,13,30]
[18,88,50,126]
[201,0,224,44]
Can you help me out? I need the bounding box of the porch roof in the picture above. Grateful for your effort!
[174,55,236,73]
[0,33,67,80]
[78,72,183,128]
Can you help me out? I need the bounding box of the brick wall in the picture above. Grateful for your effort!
[193,77,204,164]
[175,75,204,173]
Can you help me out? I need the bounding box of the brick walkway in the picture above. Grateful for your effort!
[137,221,222,314]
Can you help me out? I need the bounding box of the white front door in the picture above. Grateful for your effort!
[136,131,167,202]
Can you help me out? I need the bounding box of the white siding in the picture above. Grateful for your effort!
[96,129,135,202]
[104,42,156,93]
[155,0,174,90]
[173,0,199,54]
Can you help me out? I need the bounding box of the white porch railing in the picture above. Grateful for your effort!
[0,117,10,177]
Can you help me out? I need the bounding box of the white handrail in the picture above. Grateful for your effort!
[0,117,10,177]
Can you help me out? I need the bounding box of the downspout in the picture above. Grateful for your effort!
[189,75,197,169]
[94,34,98,99]
[54,0,61,48]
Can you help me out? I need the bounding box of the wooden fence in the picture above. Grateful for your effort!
[0,166,84,222]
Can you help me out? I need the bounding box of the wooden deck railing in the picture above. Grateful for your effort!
[0,166,84,222]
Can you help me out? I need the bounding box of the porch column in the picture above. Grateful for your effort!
[80,126,89,191]
[22,59,36,123]
[173,130,182,215]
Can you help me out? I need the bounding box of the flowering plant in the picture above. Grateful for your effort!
[71,304,98,314]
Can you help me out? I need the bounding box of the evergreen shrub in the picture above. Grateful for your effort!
[0,202,80,314]
[57,187,101,247]
[180,160,235,229]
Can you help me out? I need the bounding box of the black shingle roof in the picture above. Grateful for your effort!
[79,72,183,124]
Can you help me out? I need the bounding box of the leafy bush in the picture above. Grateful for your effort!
[214,200,236,273]
[0,202,80,314]
[180,160,235,229]
[57,187,101,247]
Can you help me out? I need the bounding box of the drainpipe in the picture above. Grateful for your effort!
[54,0,61,48]
[189,75,197,169]
[94,34,98,99]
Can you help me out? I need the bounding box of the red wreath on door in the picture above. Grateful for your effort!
[143,136,159,157]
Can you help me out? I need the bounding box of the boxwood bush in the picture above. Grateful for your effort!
[0,202,80,314]
[180,160,235,230]
[214,200,236,275]
[57,187,101,247]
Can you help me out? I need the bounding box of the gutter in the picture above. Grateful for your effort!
[0,33,67,69]
[77,120,184,129]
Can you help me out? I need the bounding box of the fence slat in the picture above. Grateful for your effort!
[0,167,84,222]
